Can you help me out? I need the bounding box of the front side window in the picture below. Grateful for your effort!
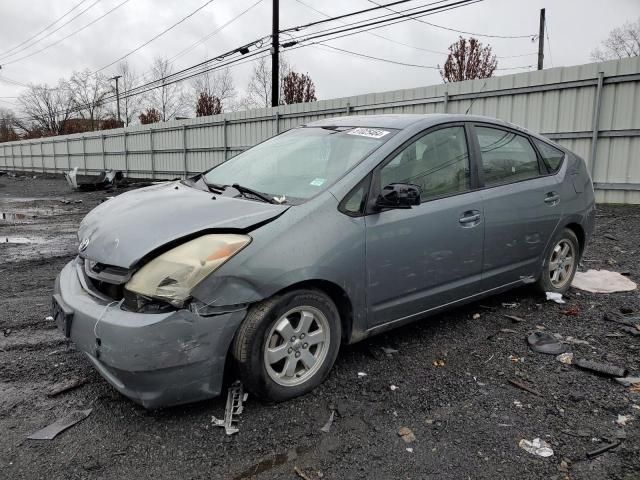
[204,126,395,203]
[379,126,470,201]
[476,126,540,186]
[533,138,564,172]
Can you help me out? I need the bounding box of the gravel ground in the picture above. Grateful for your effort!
[1,173,639,480]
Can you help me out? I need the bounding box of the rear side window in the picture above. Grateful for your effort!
[533,138,564,172]
[476,126,540,187]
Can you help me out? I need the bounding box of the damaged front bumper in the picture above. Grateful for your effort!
[52,258,247,409]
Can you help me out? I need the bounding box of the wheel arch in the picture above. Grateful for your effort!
[274,279,355,345]
[565,222,586,256]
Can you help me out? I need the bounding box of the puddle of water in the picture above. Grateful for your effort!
[2,236,47,245]
[232,446,311,480]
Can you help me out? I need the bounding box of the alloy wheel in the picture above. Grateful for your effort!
[263,306,330,386]
[548,239,576,289]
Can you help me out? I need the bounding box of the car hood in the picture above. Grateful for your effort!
[77,181,289,268]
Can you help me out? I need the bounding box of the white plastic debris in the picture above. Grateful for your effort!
[518,438,554,457]
[320,410,335,433]
[406,448,414,453]
[572,269,637,293]
[616,414,633,426]
[390,385,399,391]
[556,352,574,365]
[545,292,566,304]
[513,400,523,409]
[357,372,367,378]
[45,315,53,322]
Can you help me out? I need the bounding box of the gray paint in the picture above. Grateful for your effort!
[53,114,595,408]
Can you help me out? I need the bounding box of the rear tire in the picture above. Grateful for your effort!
[537,228,580,294]
[231,289,341,401]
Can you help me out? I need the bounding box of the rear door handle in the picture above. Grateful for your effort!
[544,192,560,205]
[459,210,481,226]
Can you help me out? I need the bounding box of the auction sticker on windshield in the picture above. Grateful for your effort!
[347,128,390,139]
[310,178,326,186]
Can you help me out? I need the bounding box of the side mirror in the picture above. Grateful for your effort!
[375,183,422,209]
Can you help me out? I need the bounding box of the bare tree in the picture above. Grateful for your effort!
[114,60,142,126]
[139,108,161,124]
[0,108,19,142]
[244,56,291,108]
[192,68,236,112]
[195,92,222,117]
[68,69,110,130]
[591,17,640,61]
[282,71,317,104]
[16,81,74,136]
[144,57,187,122]
[440,37,497,83]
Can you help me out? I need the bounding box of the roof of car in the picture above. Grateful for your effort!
[305,113,528,133]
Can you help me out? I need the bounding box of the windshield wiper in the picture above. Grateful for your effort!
[229,183,276,204]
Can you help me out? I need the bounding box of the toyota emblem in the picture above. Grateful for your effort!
[78,238,90,252]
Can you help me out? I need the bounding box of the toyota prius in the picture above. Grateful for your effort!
[52,114,595,408]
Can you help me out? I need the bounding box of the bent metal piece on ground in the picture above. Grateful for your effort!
[51,114,596,408]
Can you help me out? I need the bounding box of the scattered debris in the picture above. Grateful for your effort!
[508,378,542,397]
[3,328,10,337]
[381,346,398,355]
[631,384,640,393]
[357,372,367,378]
[562,306,580,316]
[545,292,566,304]
[502,302,519,309]
[572,269,637,293]
[620,326,640,336]
[586,441,621,459]
[574,359,628,378]
[398,427,416,443]
[604,311,640,327]
[320,410,335,433]
[616,414,633,426]
[472,313,481,320]
[45,315,53,322]
[65,167,123,192]
[603,233,618,241]
[564,336,590,346]
[513,400,523,408]
[528,331,567,355]
[504,314,525,323]
[500,328,518,334]
[518,438,554,457]
[614,377,640,387]
[211,381,247,435]
[47,377,86,397]
[294,466,313,480]
[508,355,524,363]
[27,409,93,440]
[432,359,445,368]
[390,385,399,391]
[406,447,414,453]
[556,352,574,365]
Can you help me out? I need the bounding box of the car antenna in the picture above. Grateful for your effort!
[465,81,488,115]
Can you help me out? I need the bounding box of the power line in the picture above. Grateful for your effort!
[0,0,92,58]
[285,0,485,47]
[294,0,446,55]
[1,0,132,66]
[367,0,535,39]
[166,0,265,65]
[0,0,101,62]
[94,0,216,73]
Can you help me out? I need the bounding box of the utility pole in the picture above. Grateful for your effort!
[111,75,122,125]
[537,8,545,70]
[271,0,279,107]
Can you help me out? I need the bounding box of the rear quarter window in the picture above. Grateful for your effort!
[533,138,565,172]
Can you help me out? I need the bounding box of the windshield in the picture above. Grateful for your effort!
[204,126,395,202]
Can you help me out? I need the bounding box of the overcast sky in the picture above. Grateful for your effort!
[0,0,638,113]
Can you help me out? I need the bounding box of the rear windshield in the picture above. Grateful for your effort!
[205,126,395,202]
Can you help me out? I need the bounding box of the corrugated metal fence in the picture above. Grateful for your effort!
[2,57,640,203]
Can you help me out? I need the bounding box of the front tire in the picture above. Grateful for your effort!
[537,228,580,294]
[231,289,341,401]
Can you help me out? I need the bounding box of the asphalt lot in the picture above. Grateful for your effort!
[1,173,639,479]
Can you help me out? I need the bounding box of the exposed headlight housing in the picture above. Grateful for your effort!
[125,234,251,307]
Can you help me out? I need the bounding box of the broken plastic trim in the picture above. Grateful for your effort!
[212,381,247,435]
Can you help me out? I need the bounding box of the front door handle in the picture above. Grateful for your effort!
[544,192,560,205]
[459,210,481,226]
